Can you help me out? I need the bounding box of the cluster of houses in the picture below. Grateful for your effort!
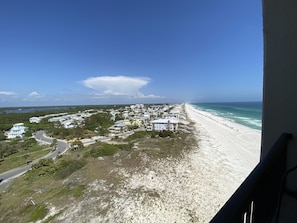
[5,104,181,139]
[46,110,98,128]
[29,110,99,129]
[5,110,100,139]
[108,104,180,133]
[29,112,68,123]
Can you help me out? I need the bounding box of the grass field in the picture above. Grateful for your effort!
[0,144,51,174]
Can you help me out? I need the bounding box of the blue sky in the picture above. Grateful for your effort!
[0,0,263,107]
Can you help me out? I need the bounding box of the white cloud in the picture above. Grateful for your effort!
[29,91,41,97]
[23,91,45,101]
[0,91,17,96]
[139,94,164,99]
[82,76,154,98]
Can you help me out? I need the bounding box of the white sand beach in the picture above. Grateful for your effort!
[56,103,261,223]
[184,103,261,217]
[185,103,261,181]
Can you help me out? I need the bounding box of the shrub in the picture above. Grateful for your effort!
[29,204,48,222]
[55,159,86,179]
[118,143,134,151]
[124,131,150,141]
[159,130,174,138]
[71,140,84,150]
[71,185,85,197]
[32,158,54,170]
[88,145,118,158]
[31,158,56,176]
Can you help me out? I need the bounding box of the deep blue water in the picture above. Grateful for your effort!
[191,102,262,130]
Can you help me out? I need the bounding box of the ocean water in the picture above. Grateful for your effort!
[191,102,262,130]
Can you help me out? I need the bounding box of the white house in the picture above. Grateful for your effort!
[143,113,151,120]
[152,118,178,132]
[7,123,27,139]
[122,111,129,119]
[29,117,41,123]
[108,120,127,133]
[164,113,179,119]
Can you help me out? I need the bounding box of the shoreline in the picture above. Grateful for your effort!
[184,103,261,205]
[185,103,261,167]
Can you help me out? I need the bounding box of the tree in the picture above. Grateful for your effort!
[24,129,32,138]
[0,132,6,141]
[71,140,84,150]
[50,139,58,149]
[159,130,173,138]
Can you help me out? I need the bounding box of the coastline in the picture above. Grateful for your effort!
[184,103,261,213]
[185,103,261,170]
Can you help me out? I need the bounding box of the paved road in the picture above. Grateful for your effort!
[0,131,69,183]
[34,130,68,159]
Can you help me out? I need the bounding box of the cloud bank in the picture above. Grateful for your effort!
[0,91,17,96]
[82,76,162,99]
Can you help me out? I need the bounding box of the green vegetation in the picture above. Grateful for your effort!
[124,130,153,141]
[87,143,121,158]
[57,184,86,198]
[158,130,174,138]
[50,138,58,148]
[84,140,135,158]
[55,159,86,179]
[71,140,84,150]
[83,112,114,134]
[0,138,37,159]
[124,130,174,141]
[48,126,85,140]
[31,158,56,176]
[29,158,87,180]
[0,139,50,173]
[45,112,114,140]
[0,107,70,133]
[29,204,48,222]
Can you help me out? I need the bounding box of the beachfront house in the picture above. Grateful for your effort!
[6,123,27,139]
[152,118,178,132]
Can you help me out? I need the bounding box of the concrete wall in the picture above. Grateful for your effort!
[261,0,297,167]
[262,2,297,220]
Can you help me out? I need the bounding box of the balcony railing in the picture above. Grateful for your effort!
[210,133,292,223]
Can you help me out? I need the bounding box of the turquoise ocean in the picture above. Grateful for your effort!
[191,102,262,131]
